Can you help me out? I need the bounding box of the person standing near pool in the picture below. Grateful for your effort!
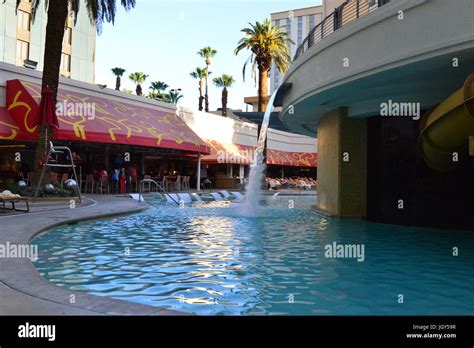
[120,168,126,194]
[111,169,119,193]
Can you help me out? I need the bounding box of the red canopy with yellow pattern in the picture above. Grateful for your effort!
[4,80,210,154]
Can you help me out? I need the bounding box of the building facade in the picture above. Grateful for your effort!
[0,0,96,83]
[323,0,347,17]
[276,0,474,229]
[270,5,324,94]
[0,61,318,191]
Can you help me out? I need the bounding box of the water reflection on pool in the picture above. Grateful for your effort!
[32,196,474,315]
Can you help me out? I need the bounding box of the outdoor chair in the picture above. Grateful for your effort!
[83,174,94,194]
[299,180,311,191]
[98,175,110,194]
[144,175,152,192]
[174,175,182,191]
[60,173,69,188]
[130,175,138,193]
[25,172,33,186]
[160,176,168,192]
[50,173,59,185]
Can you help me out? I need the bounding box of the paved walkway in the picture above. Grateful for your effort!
[0,195,184,315]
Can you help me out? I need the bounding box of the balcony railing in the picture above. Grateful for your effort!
[293,0,391,61]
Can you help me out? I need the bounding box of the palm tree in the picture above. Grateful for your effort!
[129,72,149,96]
[213,74,235,116]
[164,90,183,105]
[189,67,209,111]
[8,0,136,188]
[235,19,292,112]
[149,81,169,100]
[197,47,217,112]
[111,67,126,90]
[150,81,169,93]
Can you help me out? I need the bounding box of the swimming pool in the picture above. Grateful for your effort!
[32,196,474,315]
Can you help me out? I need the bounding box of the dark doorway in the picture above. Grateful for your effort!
[367,115,474,230]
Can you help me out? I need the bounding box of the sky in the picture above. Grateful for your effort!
[95,0,322,111]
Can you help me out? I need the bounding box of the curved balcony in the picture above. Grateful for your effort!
[278,0,474,136]
[294,0,390,61]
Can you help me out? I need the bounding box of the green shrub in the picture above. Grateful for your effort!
[3,179,20,194]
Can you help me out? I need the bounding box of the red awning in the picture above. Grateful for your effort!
[0,107,32,141]
[6,80,210,154]
[266,149,317,167]
[202,139,255,164]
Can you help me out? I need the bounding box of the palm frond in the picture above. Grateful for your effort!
[235,18,292,81]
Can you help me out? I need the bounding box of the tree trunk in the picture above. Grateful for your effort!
[115,76,121,90]
[205,66,210,112]
[222,87,228,116]
[32,0,69,189]
[198,79,203,111]
[258,67,269,112]
[136,84,142,96]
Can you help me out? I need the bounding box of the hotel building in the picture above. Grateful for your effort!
[270,5,324,94]
[0,0,96,83]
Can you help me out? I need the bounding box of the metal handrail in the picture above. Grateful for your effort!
[293,0,390,61]
[138,178,180,205]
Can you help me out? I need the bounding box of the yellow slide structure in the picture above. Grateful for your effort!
[420,73,474,172]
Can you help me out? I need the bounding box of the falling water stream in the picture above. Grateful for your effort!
[241,90,279,214]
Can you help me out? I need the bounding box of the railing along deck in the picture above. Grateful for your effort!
[293,0,391,61]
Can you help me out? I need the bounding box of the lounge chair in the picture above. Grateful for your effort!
[219,190,232,199]
[190,193,202,202]
[0,191,30,214]
[210,192,223,201]
[299,180,312,191]
[231,192,244,201]
[177,193,192,204]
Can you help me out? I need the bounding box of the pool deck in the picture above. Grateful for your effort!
[0,195,185,316]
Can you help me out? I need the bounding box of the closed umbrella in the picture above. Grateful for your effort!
[33,86,59,150]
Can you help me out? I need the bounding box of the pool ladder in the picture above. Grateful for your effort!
[138,179,180,205]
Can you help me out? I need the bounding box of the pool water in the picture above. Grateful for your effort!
[32,196,474,315]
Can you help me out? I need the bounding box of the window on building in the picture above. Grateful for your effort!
[60,53,71,74]
[309,14,315,30]
[17,10,30,31]
[63,27,72,45]
[286,18,292,51]
[16,40,29,66]
[297,16,303,45]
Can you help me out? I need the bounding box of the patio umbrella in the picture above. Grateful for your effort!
[33,86,59,150]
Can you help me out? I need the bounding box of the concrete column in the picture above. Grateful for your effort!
[105,145,110,172]
[316,107,367,217]
[239,164,244,179]
[140,153,145,176]
[196,154,201,191]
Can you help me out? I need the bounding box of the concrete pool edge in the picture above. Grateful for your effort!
[0,196,187,316]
